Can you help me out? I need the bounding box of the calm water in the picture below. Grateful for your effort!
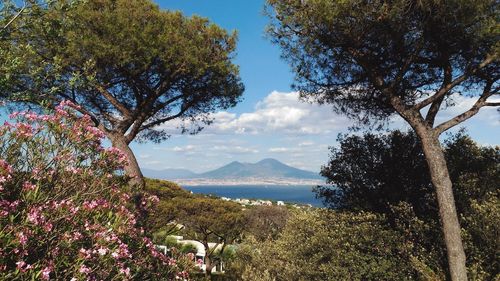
[183,185,324,207]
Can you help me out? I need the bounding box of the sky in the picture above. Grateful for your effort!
[1,1,498,173]
[124,0,499,173]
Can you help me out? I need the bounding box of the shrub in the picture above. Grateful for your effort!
[234,209,426,281]
[0,102,189,280]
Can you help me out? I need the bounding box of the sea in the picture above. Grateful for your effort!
[183,185,324,207]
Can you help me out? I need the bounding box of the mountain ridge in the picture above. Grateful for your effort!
[142,158,322,180]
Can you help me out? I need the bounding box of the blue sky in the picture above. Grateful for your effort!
[2,0,498,173]
[125,0,499,173]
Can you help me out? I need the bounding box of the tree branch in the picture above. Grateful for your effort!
[95,84,132,118]
[434,81,496,134]
[416,54,497,110]
[2,1,27,32]
[122,94,190,143]
[425,60,452,126]
[485,102,500,106]
[130,104,193,138]
[390,41,424,90]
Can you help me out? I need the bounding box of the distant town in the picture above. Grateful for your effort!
[219,196,314,209]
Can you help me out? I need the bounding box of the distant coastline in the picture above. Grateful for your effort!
[174,177,324,186]
[183,184,325,207]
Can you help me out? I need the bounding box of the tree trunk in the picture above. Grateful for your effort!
[205,255,214,278]
[416,129,467,281]
[108,134,145,188]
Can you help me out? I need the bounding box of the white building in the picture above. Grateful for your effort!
[162,236,225,273]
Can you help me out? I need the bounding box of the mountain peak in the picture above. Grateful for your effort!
[142,158,323,180]
[257,158,282,164]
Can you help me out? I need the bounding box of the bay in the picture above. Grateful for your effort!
[183,185,324,207]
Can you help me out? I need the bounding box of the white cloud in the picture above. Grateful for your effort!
[298,141,315,147]
[433,94,499,125]
[268,147,290,153]
[387,94,500,130]
[172,145,197,152]
[211,145,259,154]
[156,91,352,136]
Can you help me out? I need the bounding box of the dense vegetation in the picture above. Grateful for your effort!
[315,131,499,279]
[0,0,244,186]
[0,0,498,280]
[141,131,499,281]
[266,0,498,279]
[0,103,193,280]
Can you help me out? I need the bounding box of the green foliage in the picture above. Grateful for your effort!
[1,0,244,143]
[244,205,289,242]
[145,178,191,200]
[174,197,246,245]
[461,192,499,280]
[266,0,498,126]
[179,243,198,255]
[234,209,423,281]
[316,130,434,215]
[316,130,500,279]
[154,196,247,275]
[144,179,192,238]
[0,104,186,280]
[316,130,499,216]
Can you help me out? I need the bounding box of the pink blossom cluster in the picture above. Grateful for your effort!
[0,159,12,192]
[0,199,19,217]
[82,199,110,210]
[0,103,185,280]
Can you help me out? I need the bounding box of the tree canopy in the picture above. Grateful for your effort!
[1,0,244,185]
[316,131,499,216]
[152,196,246,276]
[315,130,499,278]
[267,0,498,128]
[235,210,421,281]
[267,1,498,279]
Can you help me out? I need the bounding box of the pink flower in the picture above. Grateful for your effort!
[79,248,92,259]
[177,271,189,279]
[64,166,80,174]
[79,265,91,274]
[16,231,28,246]
[27,207,45,225]
[43,222,53,232]
[22,181,37,191]
[0,160,13,192]
[15,261,26,269]
[119,267,130,276]
[8,112,20,119]
[41,266,51,280]
[97,247,108,256]
[0,200,19,216]
[15,261,32,272]
[71,231,83,241]
[14,123,34,138]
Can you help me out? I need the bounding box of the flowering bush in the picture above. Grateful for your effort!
[0,102,191,280]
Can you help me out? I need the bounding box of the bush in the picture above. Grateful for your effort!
[145,178,192,200]
[233,209,424,281]
[0,102,189,280]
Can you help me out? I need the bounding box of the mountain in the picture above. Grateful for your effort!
[199,158,322,179]
[142,168,197,180]
[142,158,322,180]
